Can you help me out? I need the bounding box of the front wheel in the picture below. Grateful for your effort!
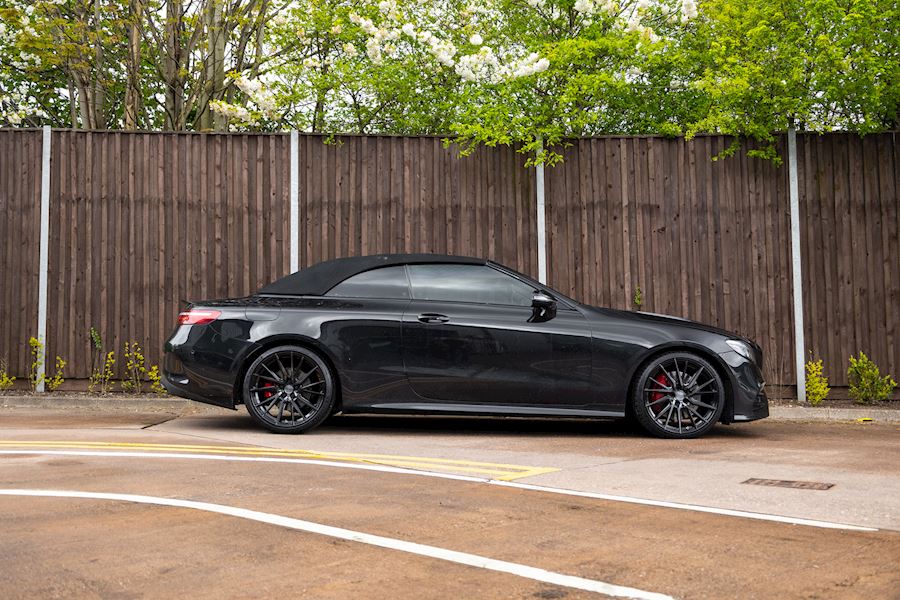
[631,351,725,439]
[243,345,335,434]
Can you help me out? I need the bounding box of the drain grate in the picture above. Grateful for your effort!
[742,478,834,490]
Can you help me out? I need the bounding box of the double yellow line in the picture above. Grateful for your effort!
[0,440,558,481]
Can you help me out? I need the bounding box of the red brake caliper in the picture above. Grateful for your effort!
[261,382,275,401]
[650,374,669,414]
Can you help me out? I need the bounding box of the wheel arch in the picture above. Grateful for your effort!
[232,334,343,414]
[625,342,735,423]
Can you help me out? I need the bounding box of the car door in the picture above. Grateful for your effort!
[401,264,594,407]
[319,265,413,408]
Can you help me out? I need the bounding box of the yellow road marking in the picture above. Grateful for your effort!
[0,441,557,481]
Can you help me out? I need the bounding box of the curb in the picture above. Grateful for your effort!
[769,406,900,423]
[0,394,227,413]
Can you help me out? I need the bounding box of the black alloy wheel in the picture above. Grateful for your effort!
[243,345,335,433]
[632,351,725,439]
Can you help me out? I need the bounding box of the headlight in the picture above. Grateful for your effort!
[726,339,754,361]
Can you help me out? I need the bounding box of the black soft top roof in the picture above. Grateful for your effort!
[257,253,486,296]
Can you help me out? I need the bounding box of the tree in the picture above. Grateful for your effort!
[680,0,900,159]
[210,0,700,162]
[0,0,284,130]
[0,0,130,128]
[2,0,898,155]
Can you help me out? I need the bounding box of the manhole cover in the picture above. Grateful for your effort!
[742,478,834,490]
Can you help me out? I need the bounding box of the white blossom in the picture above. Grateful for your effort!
[366,37,383,64]
[469,33,483,46]
[234,75,262,96]
[505,52,550,79]
[401,23,417,38]
[343,42,358,57]
[253,89,277,114]
[229,76,278,117]
[209,100,254,125]
[349,13,378,36]
[455,47,500,82]
[573,0,594,14]
[681,0,698,21]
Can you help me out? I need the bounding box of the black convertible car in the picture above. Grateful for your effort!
[163,254,768,438]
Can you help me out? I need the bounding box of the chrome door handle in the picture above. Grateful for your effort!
[417,313,450,324]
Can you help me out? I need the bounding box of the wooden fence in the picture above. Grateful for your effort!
[0,129,896,393]
[0,130,42,379]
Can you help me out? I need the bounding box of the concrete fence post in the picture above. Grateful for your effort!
[36,125,52,392]
[290,130,299,273]
[788,127,806,402]
[535,140,547,284]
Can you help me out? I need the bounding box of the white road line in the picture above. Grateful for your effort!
[0,449,878,532]
[0,488,673,600]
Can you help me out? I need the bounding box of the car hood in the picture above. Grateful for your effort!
[578,304,751,342]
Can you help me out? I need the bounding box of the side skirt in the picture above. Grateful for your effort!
[344,403,626,419]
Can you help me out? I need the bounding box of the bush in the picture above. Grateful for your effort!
[90,351,117,395]
[121,342,164,395]
[122,341,146,394]
[0,358,15,391]
[29,337,66,393]
[805,359,829,406]
[147,365,166,395]
[847,352,897,405]
[88,326,104,393]
[46,356,66,392]
[28,337,44,392]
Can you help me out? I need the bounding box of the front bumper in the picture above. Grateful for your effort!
[719,350,769,423]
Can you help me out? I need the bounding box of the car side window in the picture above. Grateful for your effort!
[407,264,535,307]
[325,266,411,299]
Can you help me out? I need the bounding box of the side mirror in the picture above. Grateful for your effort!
[529,292,557,322]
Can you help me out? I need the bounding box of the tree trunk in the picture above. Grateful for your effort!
[67,75,79,128]
[75,74,93,129]
[91,0,106,129]
[164,0,185,130]
[124,0,142,129]
[312,97,324,132]
[200,0,226,130]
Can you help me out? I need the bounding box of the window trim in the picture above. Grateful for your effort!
[321,261,578,311]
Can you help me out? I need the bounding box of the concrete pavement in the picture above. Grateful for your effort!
[0,407,898,599]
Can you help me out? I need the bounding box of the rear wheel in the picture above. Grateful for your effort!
[631,351,725,439]
[243,345,335,434]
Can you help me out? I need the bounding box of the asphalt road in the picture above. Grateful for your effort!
[0,407,898,599]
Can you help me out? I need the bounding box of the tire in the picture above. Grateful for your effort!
[242,345,336,434]
[631,351,725,439]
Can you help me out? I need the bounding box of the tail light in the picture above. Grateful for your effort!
[177,309,221,326]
